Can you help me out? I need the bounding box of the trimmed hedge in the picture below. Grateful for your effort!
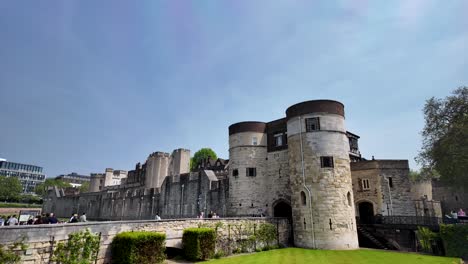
[111,231,166,264]
[182,227,216,261]
[439,224,468,259]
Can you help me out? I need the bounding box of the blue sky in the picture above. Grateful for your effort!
[1,1,467,177]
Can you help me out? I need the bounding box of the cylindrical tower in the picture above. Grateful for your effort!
[227,121,268,216]
[286,100,358,249]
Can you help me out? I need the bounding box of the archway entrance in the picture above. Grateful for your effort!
[273,200,293,245]
[358,201,374,224]
[274,201,292,218]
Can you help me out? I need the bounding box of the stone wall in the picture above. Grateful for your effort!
[432,180,468,215]
[0,218,290,264]
[351,160,415,217]
[43,170,226,221]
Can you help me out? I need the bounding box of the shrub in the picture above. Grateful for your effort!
[416,226,438,252]
[257,223,277,248]
[439,224,468,259]
[0,238,27,264]
[182,228,216,261]
[53,229,100,264]
[111,231,166,264]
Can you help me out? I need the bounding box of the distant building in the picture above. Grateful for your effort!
[55,172,91,188]
[89,168,128,192]
[0,160,46,193]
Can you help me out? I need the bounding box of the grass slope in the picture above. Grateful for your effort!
[0,203,42,208]
[205,248,460,264]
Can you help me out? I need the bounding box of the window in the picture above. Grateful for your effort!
[320,156,334,168]
[388,177,393,188]
[246,167,256,177]
[305,117,320,132]
[232,169,239,177]
[361,179,370,190]
[347,192,352,206]
[252,137,258,145]
[274,133,283,146]
[301,191,307,206]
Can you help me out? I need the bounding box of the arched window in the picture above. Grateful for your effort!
[301,191,307,206]
[347,192,352,206]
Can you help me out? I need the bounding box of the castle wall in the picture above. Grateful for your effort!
[286,102,358,250]
[432,180,468,215]
[265,149,291,216]
[145,152,170,189]
[351,160,415,217]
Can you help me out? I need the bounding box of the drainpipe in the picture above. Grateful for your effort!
[299,116,316,248]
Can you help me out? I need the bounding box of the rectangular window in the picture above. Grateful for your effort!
[232,169,239,177]
[246,168,256,177]
[305,117,320,132]
[274,134,283,146]
[388,177,393,188]
[252,137,258,145]
[320,156,334,168]
[361,179,370,190]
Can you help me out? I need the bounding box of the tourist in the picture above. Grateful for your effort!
[155,214,161,220]
[208,211,213,218]
[212,212,219,219]
[49,213,58,224]
[34,215,43,225]
[27,216,34,225]
[451,210,458,219]
[198,212,204,219]
[7,215,19,226]
[70,214,79,223]
[0,215,4,226]
[79,213,87,222]
[5,216,10,226]
[42,213,50,224]
[458,208,466,217]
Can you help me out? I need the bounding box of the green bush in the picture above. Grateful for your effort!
[417,226,438,252]
[111,231,166,264]
[182,228,216,261]
[53,229,100,264]
[439,224,468,259]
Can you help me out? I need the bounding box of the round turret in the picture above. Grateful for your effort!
[227,121,268,216]
[286,100,358,249]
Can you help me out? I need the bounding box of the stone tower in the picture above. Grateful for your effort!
[285,100,358,249]
[168,148,191,176]
[145,152,170,189]
[227,121,268,216]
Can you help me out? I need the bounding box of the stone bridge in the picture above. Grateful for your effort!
[0,217,290,264]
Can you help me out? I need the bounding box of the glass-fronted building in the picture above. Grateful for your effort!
[0,160,46,193]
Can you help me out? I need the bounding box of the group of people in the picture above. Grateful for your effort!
[445,208,466,223]
[198,211,220,219]
[0,212,88,226]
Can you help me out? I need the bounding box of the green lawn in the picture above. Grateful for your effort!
[204,248,460,264]
[0,202,42,208]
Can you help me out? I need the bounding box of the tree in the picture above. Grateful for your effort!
[79,182,90,193]
[190,148,218,171]
[34,179,71,197]
[416,86,468,189]
[0,176,23,201]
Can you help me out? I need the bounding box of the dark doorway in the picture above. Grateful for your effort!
[273,200,293,245]
[358,202,374,224]
[274,201,292,218]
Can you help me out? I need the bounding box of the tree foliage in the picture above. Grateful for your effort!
[79,182,90,193]
[34,179,71,197]
[0,176,23,201]
[416,87,468,189]
[190,148,217,171]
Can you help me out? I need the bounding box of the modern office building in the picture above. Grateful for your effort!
[0,160,46,193]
